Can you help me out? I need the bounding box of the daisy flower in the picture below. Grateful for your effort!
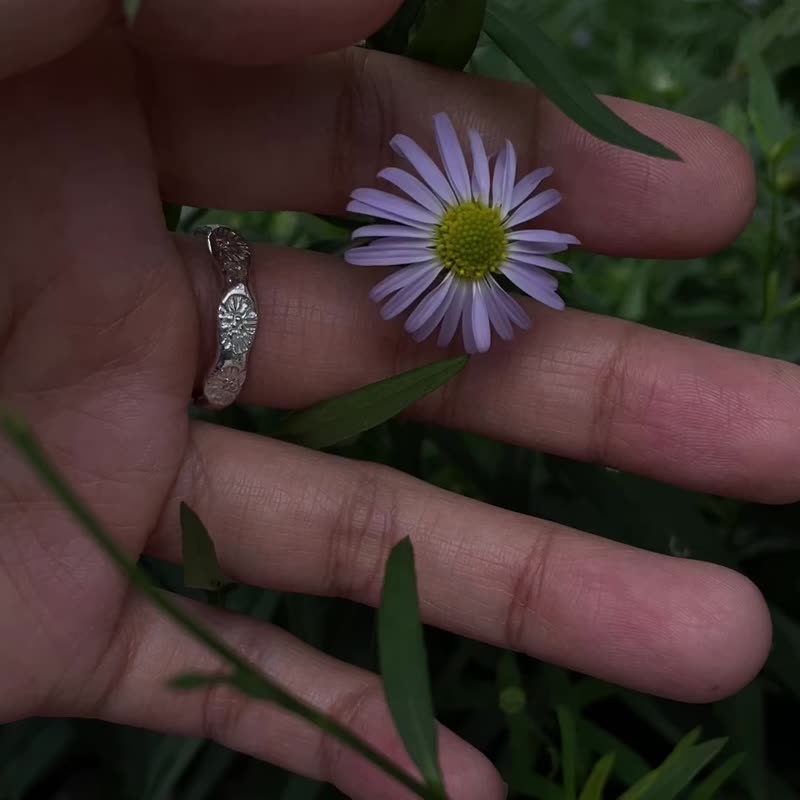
[344,112,580,354]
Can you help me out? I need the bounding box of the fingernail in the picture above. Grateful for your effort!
[503,781,509,799]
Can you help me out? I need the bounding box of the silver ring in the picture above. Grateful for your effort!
[194,225,259,410]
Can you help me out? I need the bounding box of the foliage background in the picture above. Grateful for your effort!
[2,0,799,797]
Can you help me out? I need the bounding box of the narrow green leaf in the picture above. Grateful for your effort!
[180,502,233,591]
[406,0,487,70]
[483,9,680,161]
[688,753,746,800]
[523,774,566,800]
[578,753,615,800]
[168,672,233,691]
[578,720,649,786]
[163,202,182,231]
[497,653,536,792]
[366,0,426,54]
[176,743,236,800]
[274,355,469,450]
[123,0,143,25]
[145,738,206,800]
[618,727,703,800]
[638,739,728,800]
[715,682,766,800]
[556,706,578,800]
[746,47,791,161]
[0,721,74,800]
[378,537,444,793]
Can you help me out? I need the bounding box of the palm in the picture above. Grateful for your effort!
[0,36,194,720]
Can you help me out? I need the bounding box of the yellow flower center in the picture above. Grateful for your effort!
[435,202,508,281]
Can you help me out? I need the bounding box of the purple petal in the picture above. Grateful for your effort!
[347,199,433,230]
[390,133,457,205]
[510,242,570,255]
[505,189,562,228]
[345,246,434,266]
[380,264,441,319]
[353,237,433,250]
[405,273,455,341]
[369,261,440,302]
[507,253,573,273]
[352,224,432,240]
[504,262,559,288]
[461,287,477,353]
[510,167,554,210]
[470,284,492,352]
[433,112,472,202]
[351,188,437,225]
[503,264,566,310]
[492,140,517,217]
[482,282,514,340]
[491,146,506,211]
[468,130,491,205]
[379,167,445,215]
[488,277,531,330]
[509,229,581,246]
[438,281,468,346]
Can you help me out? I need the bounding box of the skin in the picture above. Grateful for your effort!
[0,2,794,798]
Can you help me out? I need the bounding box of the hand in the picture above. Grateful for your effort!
[0,3,789,798]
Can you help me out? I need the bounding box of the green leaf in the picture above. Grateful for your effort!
[715,682,766,800]
[578,753,615,800]
[746,46,791,162]
[143,737,206,800]
[163,202,182,231]
[122,0,143,24]
[180,502,233,591]
[618,727,702,800]
[556,705,578,800]
[619,729,727,800]
[406,0,487,70]
[638,739,728,800]
[483,9,680,161]
[274,355,469,450]
[497,653,536,792]
[0,720,74,800]
[168,672,233,691]
[366,0,426,54]
[578,720,649,786]
[378,538,444,793]
[688,753,746,800]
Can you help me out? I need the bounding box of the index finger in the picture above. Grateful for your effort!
[149,49,755,258]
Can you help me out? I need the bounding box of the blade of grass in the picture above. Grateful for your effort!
[483,9,679,160]
[274,356,468,450]
[578,753,615,800]
[378,537,445,796]
[556,706,578,800]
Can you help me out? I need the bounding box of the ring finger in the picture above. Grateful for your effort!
[147,421,772,703]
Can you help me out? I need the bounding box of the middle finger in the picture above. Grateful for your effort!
[184,238,800,504]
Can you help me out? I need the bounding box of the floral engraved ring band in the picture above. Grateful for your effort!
[194,225,258,410]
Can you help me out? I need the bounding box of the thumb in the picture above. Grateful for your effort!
[0,0,108,81]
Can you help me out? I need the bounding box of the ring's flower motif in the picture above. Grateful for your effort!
[344,112,580,353]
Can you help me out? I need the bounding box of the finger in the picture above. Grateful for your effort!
[184,239,800,504]
[90,593,504,800]
[134,0,402,64]
[149,50,755,258]
[149,422,771,703]
[0,0,106,80]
